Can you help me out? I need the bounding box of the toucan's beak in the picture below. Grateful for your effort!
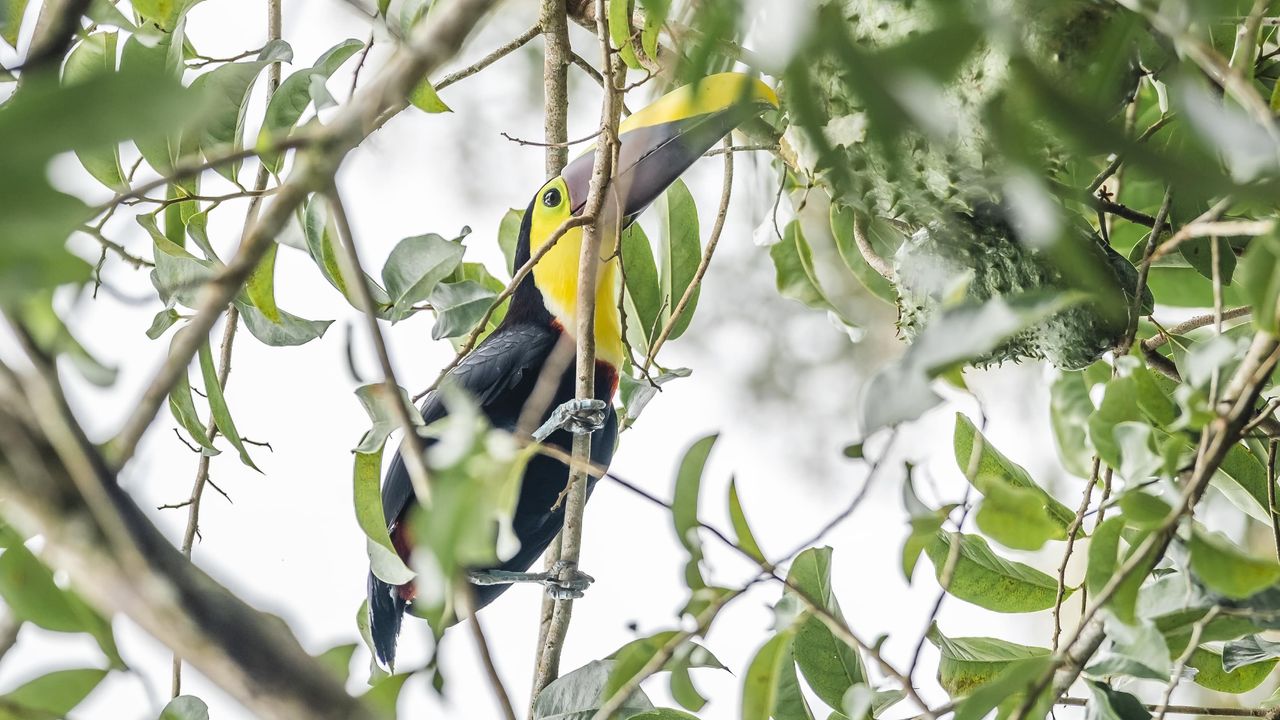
[561,72,778,225]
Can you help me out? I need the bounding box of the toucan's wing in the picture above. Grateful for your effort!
[379,323,559,525]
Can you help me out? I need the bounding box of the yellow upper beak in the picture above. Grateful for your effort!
[561,72,778,223]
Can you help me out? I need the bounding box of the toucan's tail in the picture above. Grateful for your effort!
[368,572,406,670]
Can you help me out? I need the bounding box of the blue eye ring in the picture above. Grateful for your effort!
[542,188,562,208]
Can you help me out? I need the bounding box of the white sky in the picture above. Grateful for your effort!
[2,1,1266,719]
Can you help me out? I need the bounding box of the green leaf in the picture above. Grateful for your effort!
[198,340,259,471]
[361,672,412,715]
[775,644,817,720]
[862,293,1072,432]
[131,0,204,29]
[1088,375,1141,471]
[409,77,451,113]
[925,532,1064,613]
[622,222,662,352]
[951,655,1054,720]
[830,205,898,304]
[1238,230,1280,336]
[1189,527,1280,600]
[532,660,654,720]
[0,668,108,717]
[1,0,29,47]
[953,414,1075,550]
[382,233,466,319]
[497,208,524,274]
[188,55,285,182]
[618,367,690,429]
[784,547,868,709]
[63,33,125,189]
[1050,370,1096,478]
[742,629,799,720]
[605,632,725,709]
[159,695,210,720]
[609,0,641,68]
[657,180,701,340]
[772,221,837,314]
[316,642,358,682]
[258,38,364,172]
[355,445,414,585]
[1086,618,1172,681]
[1223,635,1280,673]
[1188,646,1277,693]
[246,242,280,322]
[235,300,333,347]
[902,471,953,581]
[353,383,424,455]
[1086,517,1148,624]
[673,434,716,591]
[429,280,497,340]
[629,711,700,720]
[146,308,181,340]
[1085,680,1151,720]
[166,331,219,456]
[727,479,766,564]
[928,625,1049,697]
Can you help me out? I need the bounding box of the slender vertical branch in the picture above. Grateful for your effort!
[171,0,281,695]
[530,0,625,700]
[327,188,432,504]
[461,586,518,720]
[532,0,574,690]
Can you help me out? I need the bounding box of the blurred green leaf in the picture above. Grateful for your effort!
[409,77,451,113]
[0,668,108,718]
[1086,517,1149,625]
[147,308,181,340]
[1188,646,1277,693]
[1237,230,1280,335]
[353,383,424,455]
[1188,526,1280,600]
[0,542,119,668]
[246,243,280,322]
[618,367,690,429]
[360,671,411,715]
[1084,680,1151,720]
[772,221,838,315]
[63,32,125,189]
[166,331,219,455]
[132,0,205,30]
[784,547,867,710]
[1223,635,1280,673]
[605,632,725,710]
[18,291,117,386]
[673,433,717,591]
[316,642,358,682]
[926,532,1064,613]
[159,695,210,720]
[1,0,29,47]
[355,445,414,585]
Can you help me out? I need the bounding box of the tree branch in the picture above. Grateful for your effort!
[531,0,625,698]
[0,360,378,720]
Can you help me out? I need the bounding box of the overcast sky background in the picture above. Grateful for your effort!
[0,1,1260,718]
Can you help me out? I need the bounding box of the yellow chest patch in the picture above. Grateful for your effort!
[531,224,624,369]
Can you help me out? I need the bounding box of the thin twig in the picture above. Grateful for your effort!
[1116,188,1173,357]
[461,586,518,720]
[1052,457,1099,650]
[1086,114,1175,194]
[1143,306,1252,352]
[1153,607,1219,720]
[501,127,602,148]
[1149,197,1234,262]
[435,23,541,92]
[1269,440,1280,564]
[328,188,432,504]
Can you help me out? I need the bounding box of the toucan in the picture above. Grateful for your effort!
[368,72,778,668]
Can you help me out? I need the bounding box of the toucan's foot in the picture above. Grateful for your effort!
[467,561,594,599]
[532,398,608,442]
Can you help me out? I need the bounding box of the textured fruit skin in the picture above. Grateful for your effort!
[894,204,1153,369]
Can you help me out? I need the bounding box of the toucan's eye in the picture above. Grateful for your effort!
[542,188,562,208]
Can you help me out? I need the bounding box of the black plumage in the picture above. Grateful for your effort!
[367,204,619,668]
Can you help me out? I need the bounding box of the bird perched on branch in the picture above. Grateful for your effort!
[368,72,778,668]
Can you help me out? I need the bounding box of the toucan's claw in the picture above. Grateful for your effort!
[532,398,608,442]
[467,561,594,600]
